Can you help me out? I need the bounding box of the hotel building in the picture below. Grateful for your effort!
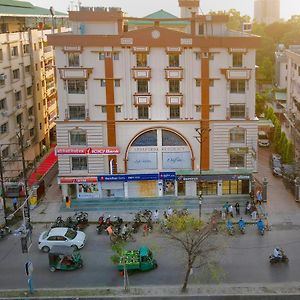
[49,0,260,200]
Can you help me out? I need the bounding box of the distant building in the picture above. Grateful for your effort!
[48,1,260,200]
[275,44,288,89]
[254,0,280,24]
[0,0,67,180]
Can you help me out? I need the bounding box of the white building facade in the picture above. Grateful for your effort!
[49,1,260,200]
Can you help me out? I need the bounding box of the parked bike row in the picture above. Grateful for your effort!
[51,212,89,231]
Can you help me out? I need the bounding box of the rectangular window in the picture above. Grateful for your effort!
[209,53,214,60]
[72,157,88,170]
[198,23,204,35]
[25,65,31,73]
[195,105,201,112]
[137,80,148,93]
[28,106,33,116]
[229,154,245,168]
[67,80,85,94]
[0,74,5,86]
[136,53,147,67]
[0,122,8,134]
[11,46,18,57]
[12,69,20,80]
[113,52,119,60]
[232,53,243,67]
[230,128,245,143]
[68,53,80,67]
[0,98,6,110]
[100,79,106,87]
[2,146,8,158]
[101,106,106,113]
[114,79,120,87]
[169,54,179,67]
[23,44,30,54]
[115,105,121,113]
[70,130,87,146]
[15,91,21,102]
[170,105,180,119]
[39,42,42,49]
[99,52,105,60]
[169,80,180,93]
[138,106,149,119]
[195,79,201,87]
[69,105,85,120]
[195,52,201,60]
[16,113,22,124]
[0,49,3,60]
[36,82,39,91]
[298,66,300,76]
[26,86,32,96]
[209,79,214,87]
[30,128,34,137]
[230,104,246,119]
[230,80,246,93]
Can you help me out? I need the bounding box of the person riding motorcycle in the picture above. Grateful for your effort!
[257,218,265,230]
[273,247,282,259]
[121,224,129,238]
[238,218,245,228]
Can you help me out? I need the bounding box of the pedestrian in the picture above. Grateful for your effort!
[246,201,251,215]
[223,201,229,216]
[221,207,226,220]
[228,204,234,218]
[12,197,18,211]
[167,206,173,217]
[245,201,249,215]
[143,223,149,236]
[65,196,71,209]
[153,209,159,223]
[257,190,263,205]
[234,202,240,216]
[251,209,257,220]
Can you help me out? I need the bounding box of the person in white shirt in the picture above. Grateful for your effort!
[153,209,159,223]
[167,207,173,217]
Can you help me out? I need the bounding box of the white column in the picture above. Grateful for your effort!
[158,180,163,197]
[124,181,129,198]
[217,180,223,196]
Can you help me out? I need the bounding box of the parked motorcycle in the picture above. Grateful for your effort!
[256,219,265,236]
[75,212,89,230]
[132,212,142,233]
[226,220,234,235]
[51,216,65,228]
[0,226,11,239]
[238,218,246,234]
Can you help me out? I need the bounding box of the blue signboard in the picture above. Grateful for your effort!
[97,172,176,182]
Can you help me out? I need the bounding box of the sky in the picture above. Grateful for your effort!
[29,0,300,20]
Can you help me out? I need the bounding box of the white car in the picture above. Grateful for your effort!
[38,227,86,252]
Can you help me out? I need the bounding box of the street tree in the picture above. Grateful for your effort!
[164,212,220,292]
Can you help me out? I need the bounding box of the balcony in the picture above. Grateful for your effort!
[59,68,92,80]
[221,68,251,80]
[45,68,54,78]
[165,67,183,80]
[165,93,183,106]
[132,67,151,80]
[133,93,151,106]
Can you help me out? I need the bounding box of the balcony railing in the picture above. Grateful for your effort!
[165,93,183,106]
[165,67,183,80]
[133,93,151,106]
[59,68,92,80]
[132,67,151,80]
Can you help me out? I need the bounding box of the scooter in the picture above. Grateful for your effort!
[97,215,111,234]
[226,220,234,235]
[0,226,11,239]
[238,219,246,234]
[257,219,265,236]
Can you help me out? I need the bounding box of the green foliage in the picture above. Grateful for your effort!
[167,214,204,232]
[286,142,294,164]
[256,92,268,116]
[110,241,126,265]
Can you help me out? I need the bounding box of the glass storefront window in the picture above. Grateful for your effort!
[163,180,175,195]
[197,181,217,195]
[222,180,246,195]
[178,181,185,196]
[222,180,230,195]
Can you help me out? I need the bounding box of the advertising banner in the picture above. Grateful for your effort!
[56,147,120,156]
[60,177,98,184]
[162,152,191,170]
[127,152,157,170]
[77,183,100,199]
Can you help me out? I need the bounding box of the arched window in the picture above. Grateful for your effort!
[69,128,87,146]
[229,127,246,144]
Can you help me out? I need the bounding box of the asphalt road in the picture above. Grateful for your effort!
[1,148,300,290]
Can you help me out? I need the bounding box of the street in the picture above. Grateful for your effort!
[1,147,300,289]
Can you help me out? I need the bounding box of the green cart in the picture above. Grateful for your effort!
[117,246,157,275]
[48,246,83,272]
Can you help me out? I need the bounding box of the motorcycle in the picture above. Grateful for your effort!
[238,219,246,234]
[269,249,289,264]
[132,212,142,233]
[75,212,89,230]
[51,216,65,228]
[111,216,123,234]
[256,219,265,236]
[0,226,11,239]
[226,220,234,235]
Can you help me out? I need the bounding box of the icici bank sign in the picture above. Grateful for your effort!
[55,147,120,156]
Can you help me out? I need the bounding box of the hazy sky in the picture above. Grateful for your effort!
[29,0,299,20]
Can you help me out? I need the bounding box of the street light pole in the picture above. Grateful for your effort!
[198,191,202,218]
[0,149,7,224]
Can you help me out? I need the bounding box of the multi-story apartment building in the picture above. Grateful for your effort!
[49,1,260,200]
[254,0,280,25]
[275,44,288,89]
[284,46,300,160]
[0,0,67,180]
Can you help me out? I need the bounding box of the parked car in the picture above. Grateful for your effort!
[258,131,270,147]
[38,227,86,253]
[270,154,282,177]
[273,167,282,177]
[271,153,281,163]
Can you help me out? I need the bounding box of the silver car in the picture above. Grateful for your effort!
[38,227,86,253]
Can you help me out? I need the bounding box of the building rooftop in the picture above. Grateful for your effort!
[0,0,67,17]
[128,9,189,26]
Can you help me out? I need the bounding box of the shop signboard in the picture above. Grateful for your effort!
[56,147,120,156]
[177,174,251,181]
[159,172,176,180]
[98,174,159,182]
[60,177,98,184]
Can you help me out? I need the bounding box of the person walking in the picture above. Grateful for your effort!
[257,190,263,205]
[65,196,71,209]
[153,209,159,223]
[228,204,234,218]
[234,202,240,216]
[12,197,18,211]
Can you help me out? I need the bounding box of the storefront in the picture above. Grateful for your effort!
[176,171,252,197]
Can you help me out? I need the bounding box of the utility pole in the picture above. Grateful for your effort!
[0,148,7,225]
